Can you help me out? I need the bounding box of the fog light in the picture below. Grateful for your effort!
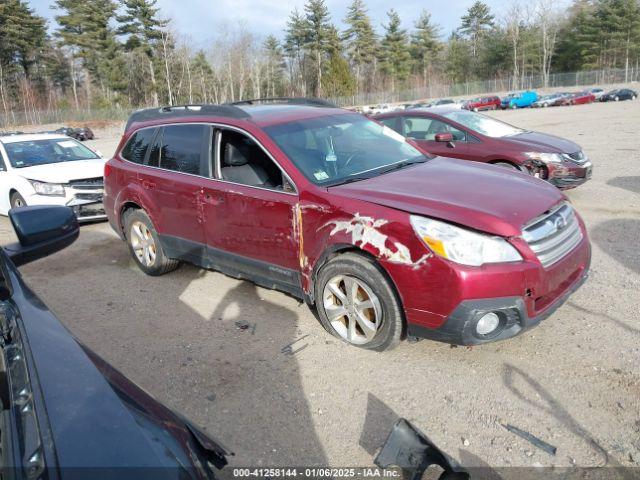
[476,312,500,335]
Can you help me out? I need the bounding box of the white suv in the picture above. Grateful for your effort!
[0,133,106,221]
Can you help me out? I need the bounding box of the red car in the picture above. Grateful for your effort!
[104,100,590,350]
[462,96,501,111]
[560,91,596,106]
[374,108,592,189]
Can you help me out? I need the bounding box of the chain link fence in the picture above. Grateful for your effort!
[1,68,638,128]
[328,68,640,107]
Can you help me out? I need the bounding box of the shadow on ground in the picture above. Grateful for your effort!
[20,226,328,466]
[607,176,640,194]
[590,218,640,274]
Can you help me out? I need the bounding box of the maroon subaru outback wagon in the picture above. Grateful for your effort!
[104,100,591,350]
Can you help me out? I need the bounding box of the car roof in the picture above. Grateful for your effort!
[0,133,70,144]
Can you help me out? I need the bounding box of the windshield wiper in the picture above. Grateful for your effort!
[377,158,428,175]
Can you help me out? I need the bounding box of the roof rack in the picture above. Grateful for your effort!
[229,97,337,108]
[125,104,250,131]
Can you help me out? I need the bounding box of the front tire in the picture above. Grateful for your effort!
[614,96,619,101]
[493,161,521,172]
[124,209,180,276]
[315,253,403,351]
[10,192,26,209]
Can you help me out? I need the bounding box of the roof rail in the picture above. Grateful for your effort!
[125,104,250,131]
[229,97,337,108]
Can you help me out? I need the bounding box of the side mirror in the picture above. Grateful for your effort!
[435,132,454,143]
[4,206,79,267]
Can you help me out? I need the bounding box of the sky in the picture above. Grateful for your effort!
[30,0,520,46]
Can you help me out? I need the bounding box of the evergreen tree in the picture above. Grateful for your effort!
[116,0,167,105]
[303,0,333,96]
[342,0,377,91]
[410,10,441,85]
[263,35,286,97]
[458,1,495,60]
[54,0,120,101]
[379,9,411,92]
[0,0,47,78]
[324,26,356,98]
[284,8,308,95]
[445,33,473,83]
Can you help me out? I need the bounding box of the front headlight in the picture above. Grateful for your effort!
[28,180,65,196]
[410,216,522,267]
[524,152,564,164]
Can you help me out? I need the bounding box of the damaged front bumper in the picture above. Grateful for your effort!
[407,270,589,346]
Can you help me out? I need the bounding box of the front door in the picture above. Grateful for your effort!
[200,127,301,296]
[401,115,478,161]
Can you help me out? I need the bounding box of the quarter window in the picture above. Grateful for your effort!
[121,128,155,164]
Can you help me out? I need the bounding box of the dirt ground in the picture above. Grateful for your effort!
[2,100,639,476]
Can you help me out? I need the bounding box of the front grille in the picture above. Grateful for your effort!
[522,203,583,268]
[68,177,103,189]
[563,151,587,164]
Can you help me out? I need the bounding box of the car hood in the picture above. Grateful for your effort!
[330,157,565,237]
[505,131,580,154]
[14,158,105,183]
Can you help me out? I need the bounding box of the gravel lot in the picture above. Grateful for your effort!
[3,100,639,476]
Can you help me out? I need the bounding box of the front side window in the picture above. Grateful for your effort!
[264,113,427,187]
[403,116,467,142]
[217,130,284,190]
[121,128,156,164]
[4,138,99,168]
[442,111,523,138]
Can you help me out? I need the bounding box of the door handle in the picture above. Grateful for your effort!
[142,180,156,190]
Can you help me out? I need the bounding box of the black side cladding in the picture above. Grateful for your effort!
[125,104,251,131]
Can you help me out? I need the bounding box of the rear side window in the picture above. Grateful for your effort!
[121,128,155,164]
[156,125,206,175]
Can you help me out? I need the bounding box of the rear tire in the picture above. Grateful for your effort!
[614,96,619,101]
[315,252,403,351]
[123,209,180,276]
[10,192,26,209]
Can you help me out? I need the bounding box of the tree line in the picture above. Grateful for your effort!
[0,0,639,119]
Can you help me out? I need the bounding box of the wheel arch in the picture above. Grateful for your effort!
[307,243,407,336]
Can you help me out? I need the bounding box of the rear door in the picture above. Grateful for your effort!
[199,126,301,296]
[137,124,209,260]
[400,115,479,160]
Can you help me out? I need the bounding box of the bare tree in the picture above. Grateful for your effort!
[535,0,560,87]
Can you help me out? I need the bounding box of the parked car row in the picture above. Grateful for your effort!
[357,86,637,115]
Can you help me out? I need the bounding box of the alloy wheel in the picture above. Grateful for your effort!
[322,275,382,345]
[130,221,157,267]
[13,198,24,208]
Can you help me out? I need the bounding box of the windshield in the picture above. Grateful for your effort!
[442,110,524,138]
[264,113,427,186]
[4,138,99,168]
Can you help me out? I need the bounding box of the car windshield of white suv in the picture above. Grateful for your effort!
[264,113,427,186]
[4,138,99,168]
[443,111,524,138]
